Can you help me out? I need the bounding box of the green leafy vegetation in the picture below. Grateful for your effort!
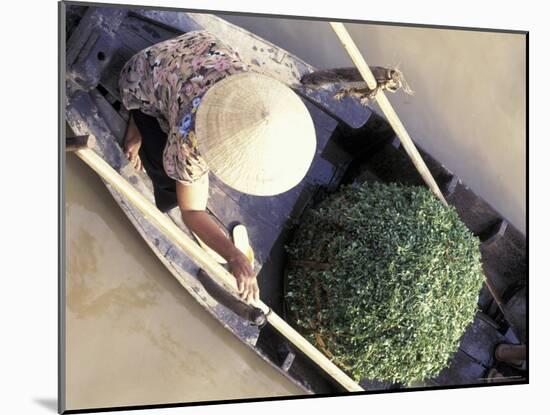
[285,182,484,385]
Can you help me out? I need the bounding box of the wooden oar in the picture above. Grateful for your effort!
[72,145,364,393]
[329,22,448,207]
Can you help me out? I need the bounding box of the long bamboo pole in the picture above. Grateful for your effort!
[74,147,364,392]
[329,22,448,207]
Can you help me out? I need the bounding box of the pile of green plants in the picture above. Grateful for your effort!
[285,181,484,385]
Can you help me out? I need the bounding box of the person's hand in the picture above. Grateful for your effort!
[228,250,259,304]
[124,115,144,172]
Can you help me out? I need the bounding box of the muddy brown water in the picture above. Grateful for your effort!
[64,153,303,410]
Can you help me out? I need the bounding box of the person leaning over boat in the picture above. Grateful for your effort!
[118,30,316,304]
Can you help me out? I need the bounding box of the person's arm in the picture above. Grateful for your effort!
[123,112,143,171]
[176,174,260,303]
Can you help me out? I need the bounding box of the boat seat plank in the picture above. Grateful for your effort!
[294,84,373,130]
[66,7,128,92]
[479,219,508,245]
[206,176,280,265]
[446,182,503,236]
[66,90,127,172]
[88,89,127,145]
[254,324,338,393]
[116,19,156,54]
[121,14,180,45]
[98,43,135,100]
[66,7,127,68]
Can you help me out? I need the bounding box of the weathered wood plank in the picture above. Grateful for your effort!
[207,174,280,266]
[98,11,178,99]
[121,14,179,44]
[458,313,506,368]
[481,238,527,298]
[447,182,503,236]
[503,287,526,344]
[89,88,127,145]
[65,135,95,152]
[294,84,372,129]
[66,7,128,91]
[98,42,135,100]
[116,18,154,53]
[479,219,508,245]
[429,349,488,386]
[129,8,204,33]
[65,4,88,39]
[66,90,126,171]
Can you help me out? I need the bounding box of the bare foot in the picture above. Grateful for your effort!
[124,114,144,171]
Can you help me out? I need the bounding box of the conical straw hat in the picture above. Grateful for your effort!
[195,72,316,196]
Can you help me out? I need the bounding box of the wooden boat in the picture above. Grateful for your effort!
[63,3,527,396]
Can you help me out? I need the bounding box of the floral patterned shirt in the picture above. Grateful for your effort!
[118,30,251,184]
